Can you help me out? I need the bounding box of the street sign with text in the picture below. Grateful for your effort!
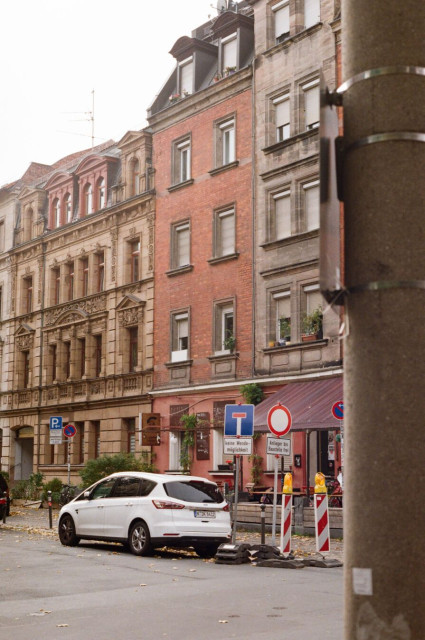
[49,416,63,445]
[266,436,291,456]
[223,438,253,456]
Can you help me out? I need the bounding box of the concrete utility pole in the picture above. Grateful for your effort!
[342,1,425,638]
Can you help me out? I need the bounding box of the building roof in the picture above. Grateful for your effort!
[254,377,343,432]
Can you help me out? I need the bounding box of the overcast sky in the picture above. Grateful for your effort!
[0,0,219,186]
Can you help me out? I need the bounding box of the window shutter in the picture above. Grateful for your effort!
[304,84,320,128]
[180,61,193,95]
[222,36,237,69]
[304,183,320,231]
[304,0,320,29]
[274,3,289,38]
[219,210,235,255]
[274,192,291,239]
[177,224,190,266]
[275,97,290,128]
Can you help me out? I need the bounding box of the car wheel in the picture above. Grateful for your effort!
[194,544,219,559]
[59,514,80,547]
[128,521,152,556]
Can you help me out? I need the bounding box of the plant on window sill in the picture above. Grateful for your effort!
[213,72,222,82]
[223,333,236,353]
[169,93,181,104]
[224,66,236,76]
[179,413,197,473]
[301,307,323,341]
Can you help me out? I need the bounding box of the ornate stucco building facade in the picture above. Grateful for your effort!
[0,133,155,484]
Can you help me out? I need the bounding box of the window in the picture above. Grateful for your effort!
[216,118,236,167]
[23,350,30,388]
[75,421,85,464]
[66,262,75,301]
[52,267,60,305]
[90,420,101,459]
[0,220,4,252]
[53,198,61,228]
[304,0,320,29]
[124,418,136,454]
[274,94,290,142]
[302,79,320,130]
[272,190,291,239]
[51,344,57,382]
[222,33,237,71]
[0,286,2,320]
[303,180,320,231]
[302,284,323,336]
[179,57,193,95]
[84,183,93,214]
[169,404,189,470]
[214,302,234,353]
[81,258,89,297]
[23,276,33,313]
[79,338,86,377]
[129,326,138,372]
[214,208,235,258]
[95,251,105,292]
[130,240,140,282]
[64,193,72,223]
[171,221,190,269]
[273,1,290,42]
[171,311,189,362]
[94,335,102,377]
[273,291,291,342]
[64,342,71,379]
[173,137,191,184]
[97,178,105,210]
[130,159,140,196]
[213,429,225,469]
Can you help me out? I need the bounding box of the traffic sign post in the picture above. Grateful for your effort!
[266,403,292,545]
[63,424,77,484]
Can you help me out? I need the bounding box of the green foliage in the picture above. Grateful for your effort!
[0,471,9,484]
[224,332,236,353]
[240,383,264,406]
[11,472,44,501]
[180,414,197,472]
[248,454,263,485]
[302,307,323,335]
[279,317,291,339]
[79,453,156,488]
[41,477,63,503]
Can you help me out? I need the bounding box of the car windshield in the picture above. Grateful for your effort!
[163,480,224,504]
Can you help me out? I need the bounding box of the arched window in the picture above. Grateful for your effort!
[53,199,61,228]
[84,184,93,215]
[64,193,72,223]
[97,178,105,210]
[130,159,140,196]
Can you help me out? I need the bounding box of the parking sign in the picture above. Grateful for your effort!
[50,416,63,445]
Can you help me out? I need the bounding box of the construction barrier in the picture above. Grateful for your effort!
[280,472,293,556]
[314,472,330,554]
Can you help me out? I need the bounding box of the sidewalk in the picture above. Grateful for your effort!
[1,505,343,561]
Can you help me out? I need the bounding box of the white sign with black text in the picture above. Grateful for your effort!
[266,436,291,457]
[223,438,253,455]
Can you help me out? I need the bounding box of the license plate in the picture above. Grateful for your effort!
[194,510,216,519]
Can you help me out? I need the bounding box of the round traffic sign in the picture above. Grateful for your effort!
[267,404,292,437]
[64,424,77,438]
[332,401,344,420]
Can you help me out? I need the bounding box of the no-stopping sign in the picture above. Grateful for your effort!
[267,404,292,437]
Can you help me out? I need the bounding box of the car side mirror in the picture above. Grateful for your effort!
[84,490,91,499]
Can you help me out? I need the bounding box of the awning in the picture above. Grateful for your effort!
[254,377,343,432]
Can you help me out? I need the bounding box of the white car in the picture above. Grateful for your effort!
[58,472,231,557]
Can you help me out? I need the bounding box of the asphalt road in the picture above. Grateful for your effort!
[0,527,343,640]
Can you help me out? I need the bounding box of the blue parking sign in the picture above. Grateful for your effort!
[49,416,63,445]
[224,404,254,437]
[50,416,63,430]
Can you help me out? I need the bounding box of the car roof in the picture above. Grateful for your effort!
[104,471,216,484]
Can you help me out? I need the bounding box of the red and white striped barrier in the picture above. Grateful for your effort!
[314,493,330,554]
[279,493,293,556]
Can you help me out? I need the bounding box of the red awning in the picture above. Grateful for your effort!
[254,377,343,432]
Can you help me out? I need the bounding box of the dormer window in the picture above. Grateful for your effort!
[273,1,290,43]
[97,177,105,210]
[179,57,193,96]
[64,193,72,223]
[53,198,61,228]
[221,33,237,73]
[84,184,93,215]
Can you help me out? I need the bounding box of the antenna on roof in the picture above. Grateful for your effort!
[216,0,228,13]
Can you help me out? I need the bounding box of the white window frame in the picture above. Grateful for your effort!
[215,207,235,257]
[273,94,290,142]
[171,312,189,362]
[179,56,193,96]
[273,0,290,42]
[172,221,190,268]
[213,428,225,469]
[273,291,291,342]
[303,179,320,231]
[220,119,236,165]
[221,33,237,72]
[215,302,234,354]
[178,139,191,183]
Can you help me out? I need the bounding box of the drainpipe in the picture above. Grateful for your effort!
[36,241,47,472]
[250,55,257,378]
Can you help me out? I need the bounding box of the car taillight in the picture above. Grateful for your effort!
[0,498,6,505]
[223,503,230,512]
[152,500,185,510]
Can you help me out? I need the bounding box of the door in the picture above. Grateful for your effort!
[102,476,142,539]
[74,477,116,536]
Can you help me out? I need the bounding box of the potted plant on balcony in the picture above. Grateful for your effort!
[224,66,236,77]
[301,307,323,342]
[278,317,291,345]
[169,93,181,104]
[224,332,236,353]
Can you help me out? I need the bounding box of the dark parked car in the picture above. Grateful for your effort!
[0,474,10,519]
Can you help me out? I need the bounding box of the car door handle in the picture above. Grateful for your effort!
[97,505,104,509]
[126,503,133,507]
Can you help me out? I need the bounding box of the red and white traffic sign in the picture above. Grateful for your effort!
[267,404,292,437]
[64,424,77,438]
[331,401,344,420]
